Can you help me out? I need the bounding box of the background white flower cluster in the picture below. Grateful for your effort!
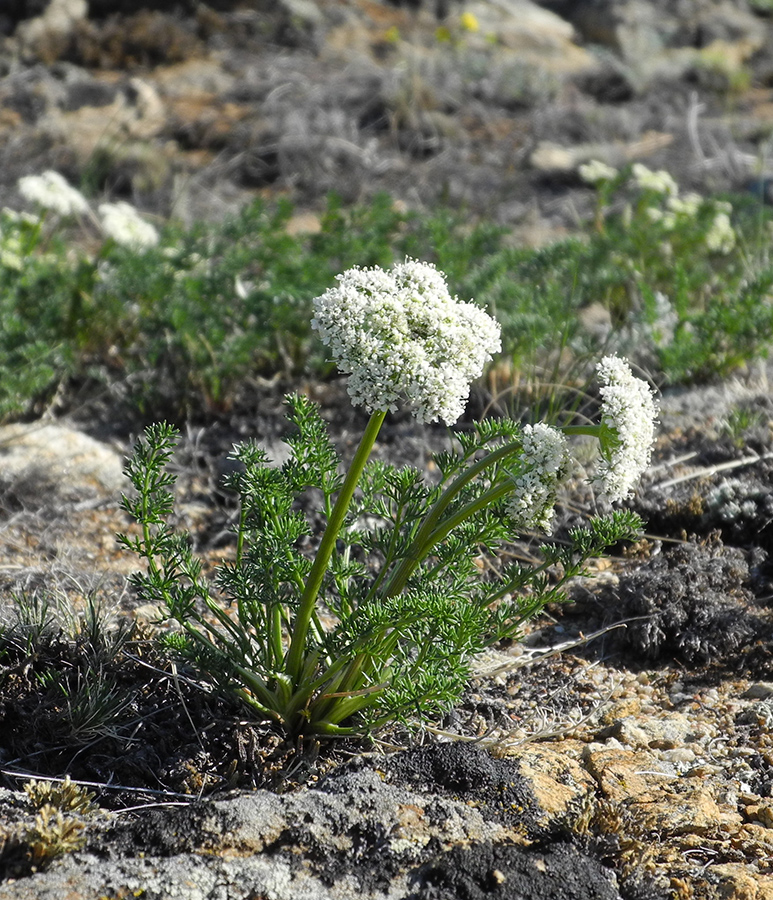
[99,201,159,251]
[18,170,89,218]
[17,170,158,251]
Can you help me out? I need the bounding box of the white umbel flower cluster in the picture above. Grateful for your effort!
[578,160,618,185]
[631,163,678,197]
[704,211,736,254]
[595,356,658,502]
[311,259,501,424]
[18,170,89,217]
[99,202,159,250]
[507,424,569,534]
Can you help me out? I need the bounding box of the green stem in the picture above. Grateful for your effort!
[384,479,514,598]
[285,408,387,683]
[234,502,248,567]
[23,212,46,256]
[380,439,522,599]
[560,425,600,438]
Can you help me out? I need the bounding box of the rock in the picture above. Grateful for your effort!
[506,743,596,826]
[563,0,767,58]
[603,712,706,750]
[458,0,597,75]
[742,682,773,700]
[557,0,767,91]
[743,800,773,829]
[325,0,596,77]
[15,0,87,59]
[285,210,322,235]
[584,747,674,803]
[529,130,673,173]
[710,864,773,900]
[151,58,237,97]
[0,766,520,900]
[279,0,325,30]
[0,422,125,505]
[40,76,167,159]
[585,745,744,835]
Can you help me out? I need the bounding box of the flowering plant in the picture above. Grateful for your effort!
[18,170,90,219]
[98,201,159,250]
[120,260,656,738]
[0,171,163,418]
[579,160,737,256]
[571,159,769,382]
[16,169,159,253]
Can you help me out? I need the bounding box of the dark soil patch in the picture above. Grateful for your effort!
[381,743,540,831]
[409,840,634,900]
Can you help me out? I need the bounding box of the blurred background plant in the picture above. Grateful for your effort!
[2,164,773,425]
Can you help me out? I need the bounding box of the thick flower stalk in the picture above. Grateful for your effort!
[18,170,89,218]
[311,258,501,424]
[594,356,658,501]
[286,259,501,682]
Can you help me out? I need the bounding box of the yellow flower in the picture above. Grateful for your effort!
[460,11,479,32]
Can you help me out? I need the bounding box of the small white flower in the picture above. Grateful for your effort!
[595,356,658,502]
[2,207,38,226]
[311,259,501,424]
[18,170,89,217]
[646,207,676,230]
[578,160,618,185]
[235,275,252,300]
[704,211,735,254]
[99,201,159,250]
[507,424,570,534]
[631,163,679,197]
[0,244,23,271]
[667,192,702,217]
[648,291,678,349]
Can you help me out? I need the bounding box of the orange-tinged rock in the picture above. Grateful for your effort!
[583,748,667,803]
[710,864,773,900]
[508,744,596,825]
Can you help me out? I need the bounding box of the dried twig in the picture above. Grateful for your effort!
[1,767,196,802]
[653,452,773,491]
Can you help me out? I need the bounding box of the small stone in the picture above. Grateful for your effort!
[745,802,773,829]
[606,712,699,750]
[660,747,697,765]
[742,683,773,700]
[688,764,724,777]
[507,744,595,826]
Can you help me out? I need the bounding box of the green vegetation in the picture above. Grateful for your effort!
[119,398,644,737]
[0,590,136,744]
[2,164,773,423]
